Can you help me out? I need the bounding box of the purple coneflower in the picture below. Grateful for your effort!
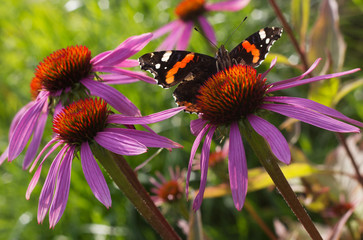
[1,33,155,169]
[186,58,362,211]
[153,0,250,50]
[25,97,184,228]
[149,166,185,206]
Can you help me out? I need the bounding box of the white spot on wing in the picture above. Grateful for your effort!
[155,63,161,69]
[161,51,172,62]
[259,30,266,40]
[265,38,270,44]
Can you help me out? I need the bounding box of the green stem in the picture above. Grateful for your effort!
[93,145,181,240]
[242,120,322,240]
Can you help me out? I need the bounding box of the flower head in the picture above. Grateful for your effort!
[26,97,184,228]
[153,0,250,50]
[186,58,362,211]
[149,167,185,206]
[2,33,155,169]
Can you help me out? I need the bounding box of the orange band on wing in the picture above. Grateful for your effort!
[166,53,195,84]
[242,41,260,63]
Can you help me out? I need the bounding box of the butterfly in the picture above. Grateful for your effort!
[139,27,283,112]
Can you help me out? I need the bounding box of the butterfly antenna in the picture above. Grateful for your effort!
[194,27,219,50]
[224,16,248,47]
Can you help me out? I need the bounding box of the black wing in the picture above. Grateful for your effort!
[139,50,217,112]
[229,27,283,67]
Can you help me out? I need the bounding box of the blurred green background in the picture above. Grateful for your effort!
[1,0,362,239]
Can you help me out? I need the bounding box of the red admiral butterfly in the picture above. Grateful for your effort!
[139,27,283,112]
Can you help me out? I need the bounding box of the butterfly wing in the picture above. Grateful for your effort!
[229,27,283,67]
[139,51,217,112]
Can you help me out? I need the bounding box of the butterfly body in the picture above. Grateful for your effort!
[139,27,283,112]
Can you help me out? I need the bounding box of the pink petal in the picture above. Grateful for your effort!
[30,138,61,172]
[99,73,141,84]
[107,107,185,125]
[270,68,361,92]
[26,164,43,200]
[193,124,216,211]
[81,78,141,116]
[37,146,68,224]
[8,96,47,161]
[153,20,180,39]
[49,146,75,228]
[9,101,36,136]
[186,124,210,198]
[267,58,321,91]
[157,21,186,51]
[265,96,363,128]
[95,67,156,84]
[198,16,217,46]
[114,59,139,68]
[248,114,291,164]
[205,0,250,11]
[260,57,277,79]
[80,142,111,208]
[228,121,247,210]
[104,128,183,149]
[261,103,360,133]
[23,109,48,169]
[190,118,208,136]
[91,33,153,67]
[176,21,194,50]
[27,141,63,199]
[94,131,147,155]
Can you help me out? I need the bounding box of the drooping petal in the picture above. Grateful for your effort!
[91,33,153,67]
[271,68,360,92]
[23,108,48,169]
[260,57,277,80]
[193,124,216,211]
[49,146,75,228]
[157,21,185,51]
[94,131,147,156]
[198,16,217,46]
[37,146,68,224]
[27,141,63,199]
[205,0,250,11]
[190,118,208,136]
[104,128,183,149]
[261,103,360,133]
[267,58,321,91]
[81,78,141,116]
[228,121,247,210]
[98,73,141,84]
[176,21,194,50]
[8,94,48,161]
[114,59,139,68]
[265,96,363,128]
[152,20,180,39]
[107,107,185,125]
[248,114,291,164]
[95,67,156,84]
[26,164,43,200]
[186,124,210,198]
[30,138,61,172]
[80,142,111,208]
[9,101,36,137]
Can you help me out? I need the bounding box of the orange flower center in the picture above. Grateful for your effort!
[53,98,108,145]
[175,0,205,21]
[158,180,183,202]
[30,46,92,99]
[196,65,267,125]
